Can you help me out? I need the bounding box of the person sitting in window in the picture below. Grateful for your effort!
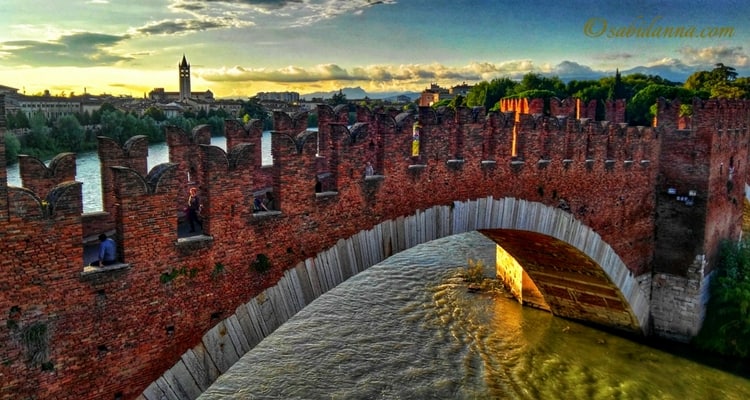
[254,196,267,212]
[263,192,274,210]
[254,192,274,212]
[90,234,117,267]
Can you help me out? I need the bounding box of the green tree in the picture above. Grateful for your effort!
[241,97,269,125]
[74,110,92,126]
[431,98,452,108]
[512,73,566,98]
[91,103,116,125]
[448,94,466,109]
[328,90,348,106]
[165,115,194,135]
[210,107,229,119]
[53,115,85,152]
[712,63,738,82]
[573,85,610,103]
[627,84,699,126]
[466,77,518,110]
[143,106,166,122]
[733,77,750,99]
[307,113,318,128]
[205,115,225,137]
[506,89,558,100]
[486,78,518,110]
[694,239,750,358]
[23,112,53,155]
[710,84,746,99]
[402,102,417,112]
[4,133,21,165]
[620,73,676,100]
[136,116,163,143]
[196,108,208,120]
[10,110,30,130]
[684,64,745,99]
[100,110,142,144]
[566,79,600,99]
[466,81,488,108]
[685,70,713,91]
[608,70,627,100]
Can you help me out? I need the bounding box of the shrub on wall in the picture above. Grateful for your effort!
[693,239,750,358]
[251,254,272,274]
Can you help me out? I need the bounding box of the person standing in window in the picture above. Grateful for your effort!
[187,187,203,233]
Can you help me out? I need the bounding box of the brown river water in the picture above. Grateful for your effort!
[198,231,750,400]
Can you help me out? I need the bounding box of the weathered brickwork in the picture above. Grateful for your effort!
[654,98,749,276]
[651,254,712,340]
[0,96,748,399]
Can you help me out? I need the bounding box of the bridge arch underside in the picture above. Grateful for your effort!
[143,197,651,399]
[479,228,645,335]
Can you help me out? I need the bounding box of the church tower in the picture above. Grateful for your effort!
[179,55,191,101]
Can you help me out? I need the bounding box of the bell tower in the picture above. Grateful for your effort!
[179,54,191,101]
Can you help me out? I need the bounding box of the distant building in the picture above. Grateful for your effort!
[298,99,323,112]
[212,99,244,118]
[419,83,448,107]
[179,54,191,101]
[13,90,81,120]
[256,91,301,112]
[257,91,300,103]
[2,54,242,123]
[148,55,214,104]
[148,88,214,103]
[419,82,474,107]
[449,82,472,97]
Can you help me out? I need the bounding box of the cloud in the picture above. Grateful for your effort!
[173,0,302,12]
[197,60,549,87]
[132,17,252,35]
[550,61,598,77]
[198,64,359,82]
[678,46,749,68]
[170,0,397,27]
[0,32,131,67]
[644,57,689,68]
[593,52,634,61]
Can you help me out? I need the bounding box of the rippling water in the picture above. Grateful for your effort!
[199,231,750,400]
[5,134,272,213]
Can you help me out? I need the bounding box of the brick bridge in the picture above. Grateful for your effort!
[0,96,748,399]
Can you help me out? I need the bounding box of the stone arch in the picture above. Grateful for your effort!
[455,197,648,334]
[140,196,649,399]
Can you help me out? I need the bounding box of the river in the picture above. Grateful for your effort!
[5,134,272,213]
[198,231,750,400]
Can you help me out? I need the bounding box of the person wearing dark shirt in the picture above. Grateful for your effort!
[90,234,117,267]
[187,187,203,233]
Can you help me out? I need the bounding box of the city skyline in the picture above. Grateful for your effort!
[2,0,749,99]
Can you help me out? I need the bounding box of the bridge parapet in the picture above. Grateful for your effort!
[1,97,749,399]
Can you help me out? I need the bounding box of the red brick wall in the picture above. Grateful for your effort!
[653,98,749,275]
[0,99,748,399]
[18,153,76,198]
[97,135,149,229]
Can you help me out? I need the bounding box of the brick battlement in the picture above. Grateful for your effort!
[0,98,748,399]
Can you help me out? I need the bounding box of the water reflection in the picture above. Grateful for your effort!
[199,231,750,400]
[6,134,272,213]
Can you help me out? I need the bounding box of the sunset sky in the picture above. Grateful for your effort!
[2,0,749,99]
